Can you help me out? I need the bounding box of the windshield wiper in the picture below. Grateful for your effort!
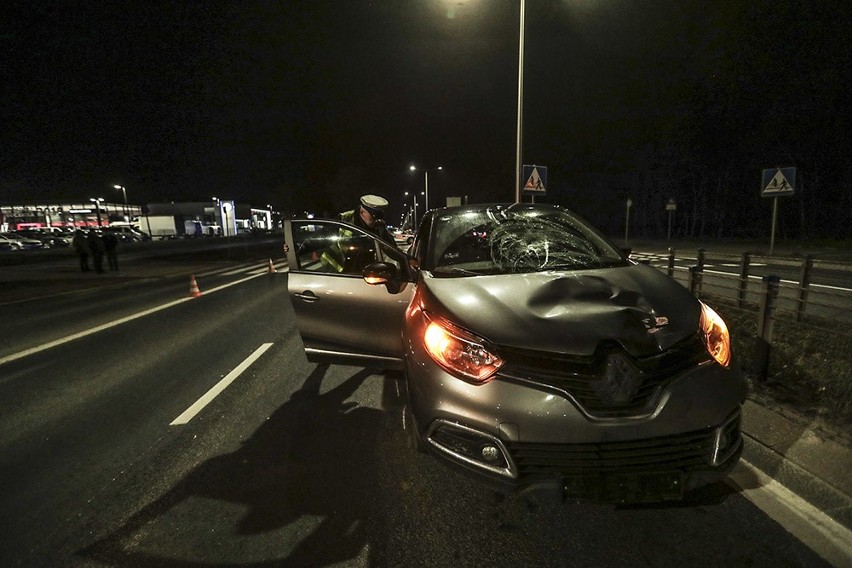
[432,266,481,276]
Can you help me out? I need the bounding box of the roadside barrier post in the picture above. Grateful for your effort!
[696,248,706,271]
[667,247,675,277]
[796,255,814,322]
[753,275,780,382]
[688,266,703,296]
[738,252,751,308]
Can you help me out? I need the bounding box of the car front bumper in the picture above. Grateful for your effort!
[406,354,747,501]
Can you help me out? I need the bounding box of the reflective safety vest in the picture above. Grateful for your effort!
[320,246,345,272]
[320,213,356,273]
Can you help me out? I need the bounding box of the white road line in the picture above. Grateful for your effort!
[200,263,257,277]
[812,282,852,292]
[728,460,852,567]
[0,270,268,367]
[170,342,273,426]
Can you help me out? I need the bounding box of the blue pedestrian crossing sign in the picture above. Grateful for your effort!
[761,167,796,197]
[522,165,547,195]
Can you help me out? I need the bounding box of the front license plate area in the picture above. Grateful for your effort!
[563,471,684,503]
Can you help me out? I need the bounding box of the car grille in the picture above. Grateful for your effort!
[496,333,711,418]
[506,419,740,478]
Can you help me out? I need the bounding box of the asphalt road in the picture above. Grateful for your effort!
[0,241,844,567]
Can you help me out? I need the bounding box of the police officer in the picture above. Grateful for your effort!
[338,194,395,245]
[318,194,396,273]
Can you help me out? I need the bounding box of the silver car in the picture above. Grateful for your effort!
[284,203,746,503]
[1,232,44,250]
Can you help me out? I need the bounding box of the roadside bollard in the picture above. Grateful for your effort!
[667,247,676,277]
[796,255,814,322]
[753,275,781,382]
[696,248,706,271]
[688,266,703,296]
[738,252,751,308]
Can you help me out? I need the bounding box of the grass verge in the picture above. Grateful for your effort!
[710,298,851,440]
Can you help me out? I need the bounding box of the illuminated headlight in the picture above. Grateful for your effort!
[700,302,731,367]
[422,314,504,383]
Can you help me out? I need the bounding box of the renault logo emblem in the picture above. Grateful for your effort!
[592,353,642,406]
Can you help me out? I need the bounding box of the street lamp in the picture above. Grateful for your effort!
[211,197,222,235]
[409,165,442,213]
[404,190,424,231]
[515,0,526,204]
[89,197,104,227]
[113,185,128,217]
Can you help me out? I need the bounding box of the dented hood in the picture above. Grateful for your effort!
[420,264,701,357]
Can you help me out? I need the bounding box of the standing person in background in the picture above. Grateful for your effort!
[103,228,119,271]
[88,230,106,274]
[72,229,90,272]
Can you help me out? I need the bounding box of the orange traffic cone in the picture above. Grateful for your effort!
[189,275,202,298]
[267,258,276,273]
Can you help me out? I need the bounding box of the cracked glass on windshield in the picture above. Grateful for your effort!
[427,205,627,275]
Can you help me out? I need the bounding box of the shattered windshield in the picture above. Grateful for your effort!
[427,205,627,275]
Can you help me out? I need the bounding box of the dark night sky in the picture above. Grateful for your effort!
[2,1,851,238]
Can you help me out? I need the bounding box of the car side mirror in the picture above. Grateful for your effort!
[363,262,404,293]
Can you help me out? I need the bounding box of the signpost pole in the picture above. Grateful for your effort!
[761,167,795,256]
[667,210,672,241]
[665,199,676,241]
[624,198,632,245]
[769,196,778,255]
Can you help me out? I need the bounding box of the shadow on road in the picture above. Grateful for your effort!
[75,362,802,567]
[79,363,403,566]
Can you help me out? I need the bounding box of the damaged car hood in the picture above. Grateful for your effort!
[420,264,700,357]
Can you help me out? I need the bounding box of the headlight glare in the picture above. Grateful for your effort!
[700,302,731,367]
[423,318,503,383]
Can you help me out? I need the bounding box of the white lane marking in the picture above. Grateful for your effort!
[0,270,269,367]
[728,460,852,567]
[812,282,852,292]
[200,263,258,277]
[170,342,273,426]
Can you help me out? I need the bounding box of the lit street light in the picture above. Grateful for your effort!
[515,0,526,204]
[113,185,128,217]
[89,197,104,227]
[404,190,424,231]
[409,165,442,213]
[212,197,222,236]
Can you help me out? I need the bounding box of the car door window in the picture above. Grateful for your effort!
[291,221,381,275]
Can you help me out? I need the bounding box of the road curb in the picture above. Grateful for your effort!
[741,401,852,531]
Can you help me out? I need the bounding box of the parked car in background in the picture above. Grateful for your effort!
[0,234,21,251]
[18,228,72,248]
[108,225,149,242]
[284,203,746,503]
[1,232,44,250]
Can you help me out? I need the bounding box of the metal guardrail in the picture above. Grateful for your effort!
[638,248,852,382]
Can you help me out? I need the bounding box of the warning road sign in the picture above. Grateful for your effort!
[761,167,796,197]
[522,165,547,194]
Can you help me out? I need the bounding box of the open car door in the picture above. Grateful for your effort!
[284,219,415,369]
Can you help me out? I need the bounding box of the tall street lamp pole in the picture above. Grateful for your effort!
[212,197,222,236]
[113,185,128,217]
[89,197,104,227]
[409,165,442,213]
[515,0,526,204]
[404,191,416,230]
